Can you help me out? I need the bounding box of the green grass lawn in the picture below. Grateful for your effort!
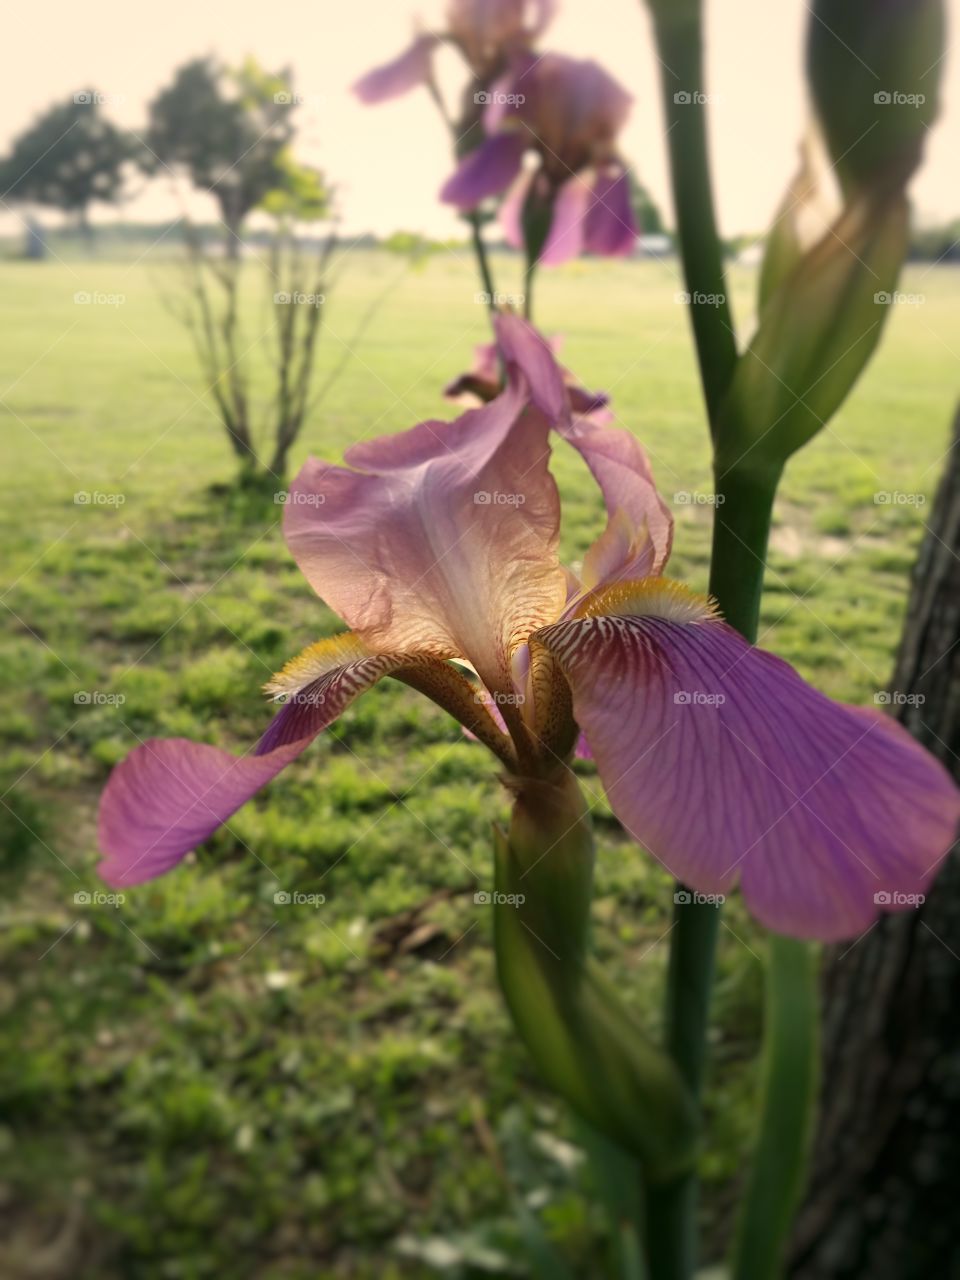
[0,247,956,1278]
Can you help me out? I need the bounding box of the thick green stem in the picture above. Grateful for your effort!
[645,467,780,1279]
[643,10,820,1270]
[712,463,820,1280]
[648,0,737,433]
[710,463,780,638]
[642,3,743,1273]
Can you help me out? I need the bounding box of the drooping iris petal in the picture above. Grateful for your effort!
[499,167,534,250]
[539,168,638,265]
[535,580,960,941]
[284,361,567,693]
[561,416,674,590]
[539,176,590,264]
[583,166,639,257]
[353,35,438,103]
[440,132,527,210]
[99,637,446,886]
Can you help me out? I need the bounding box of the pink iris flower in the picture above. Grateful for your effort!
[353,0,556,103]
[98,316,959,942]
[440,52,639,264]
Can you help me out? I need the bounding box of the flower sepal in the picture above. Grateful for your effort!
[493,769,699,1183]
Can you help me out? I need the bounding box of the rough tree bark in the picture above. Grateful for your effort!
[789,409,960,1280]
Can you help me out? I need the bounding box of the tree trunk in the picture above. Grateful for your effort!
[789,409,960,1280]
[24,215,45,260]
[220,192,243,261]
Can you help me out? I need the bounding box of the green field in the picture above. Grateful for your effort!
[0,249,956,1278]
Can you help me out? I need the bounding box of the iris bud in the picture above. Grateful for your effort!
[808,0,944,194]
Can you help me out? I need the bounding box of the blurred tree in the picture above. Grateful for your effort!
[0,92,135,255]
[145,56,296,259]
[630,177,665,235]
[162,152,339,482]
[909,218,960,262]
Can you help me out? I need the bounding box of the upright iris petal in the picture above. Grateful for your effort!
[353,35,439,104]
[284,324,567,694]
[353,0,556,105]
[466,319,672,589]
[447,0,556,78]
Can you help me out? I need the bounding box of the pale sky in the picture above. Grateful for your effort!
[2,0,959,238]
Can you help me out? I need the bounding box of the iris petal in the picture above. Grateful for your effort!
[98,637,469,886]
[353,35,437,104]
[284,339,567,693]
[535,582,960,940]
[440,132,527,210]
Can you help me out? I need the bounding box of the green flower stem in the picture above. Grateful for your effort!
[709,462,780,638]
[647,0,737,435]
[468,211,499,315]
[713,469,819,1280]
[644,900,721,1280]
[521,194,552,323]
